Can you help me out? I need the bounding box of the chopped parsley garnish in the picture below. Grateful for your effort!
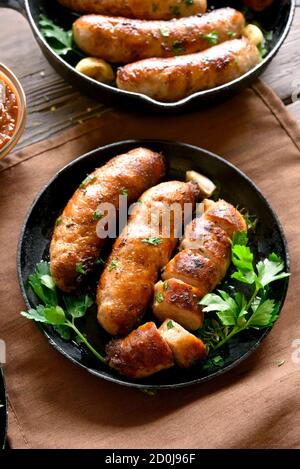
[203,355,224,369]
[163,281,169,291]
[172,40,185,55]
[142,237,162,246]
[185,0,194,5]
[75,263,86,275]
[95,257,105,266]
[80,175,94,187]
[108,260,118,271]
[155,293,163,303]
[204,32,219,45]
[55,216,62,227]
[170,5,180,16]
[167,320,174,329]
[119,188,128,197]
[93,209,103,221]
[227,31,236,38]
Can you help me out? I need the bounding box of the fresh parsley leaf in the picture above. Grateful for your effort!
[21,262,106,364]
[247,299,277,327]
[204,32,219,45]
[63,294,93,319]
[167,320,174,329]
[163,281,169,291]
[185,0,194,5]
[39,14,74,56]
[28,261,58,306]
[231,244,254,272]
[108,260,118,271]
[21,305,48,323]
[53,324,72,340]
[40,274,56,291]
[75,263,86,275]
[232,231,248,246]
[142,237,162,246]
[256,253,290,287]
[44,305,66,325]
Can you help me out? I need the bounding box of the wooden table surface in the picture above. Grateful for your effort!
[0,4,299,150]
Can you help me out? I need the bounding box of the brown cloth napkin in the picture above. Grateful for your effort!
[1,80,300,449]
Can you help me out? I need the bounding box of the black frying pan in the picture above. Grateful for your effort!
[17,140,290,390]
[0,0,296,112]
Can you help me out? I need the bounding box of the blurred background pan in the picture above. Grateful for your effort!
[0,0,296,112]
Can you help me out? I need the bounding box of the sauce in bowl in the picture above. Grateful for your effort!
[0,79,19,150]
[0,64,26,160]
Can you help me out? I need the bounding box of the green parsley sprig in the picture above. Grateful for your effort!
[39,14,83,57]
[21,262,106,363]
[199,232,289,353]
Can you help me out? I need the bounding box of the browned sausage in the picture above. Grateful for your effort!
[73,8,245,63]
[117,38,260,102]
[50,148,165,292]
[153,199,247,330]
[159,319,207,368]
[59,0,207,20]
[106,322,174,378]
[97,181,199,336]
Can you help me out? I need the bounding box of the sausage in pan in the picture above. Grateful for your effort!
[58,0,207,20]
[50,148,165,292]
[97,180,199,336]
[73,8,245,63]
[116,38,260,102]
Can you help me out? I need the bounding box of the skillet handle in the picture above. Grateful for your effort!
[0,0,25,14]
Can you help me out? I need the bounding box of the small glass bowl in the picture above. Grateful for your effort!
[0,63,26,161]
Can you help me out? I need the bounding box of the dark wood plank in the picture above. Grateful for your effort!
[0,6,299,150]
[261,3,300,102]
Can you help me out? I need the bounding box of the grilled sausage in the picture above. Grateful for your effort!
[73,8,245,64]
[97,181,199,336]
[154,278,204,331]
[50,148,165,292]
[159,319,206,367]
[117,38,260,102]
[153,200,247,329]
[106,322,174,378]
[58,0,207,20]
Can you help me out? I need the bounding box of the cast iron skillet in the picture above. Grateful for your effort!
[0,368,7,449]
[17,139,290,389]
[0,0,296,112]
